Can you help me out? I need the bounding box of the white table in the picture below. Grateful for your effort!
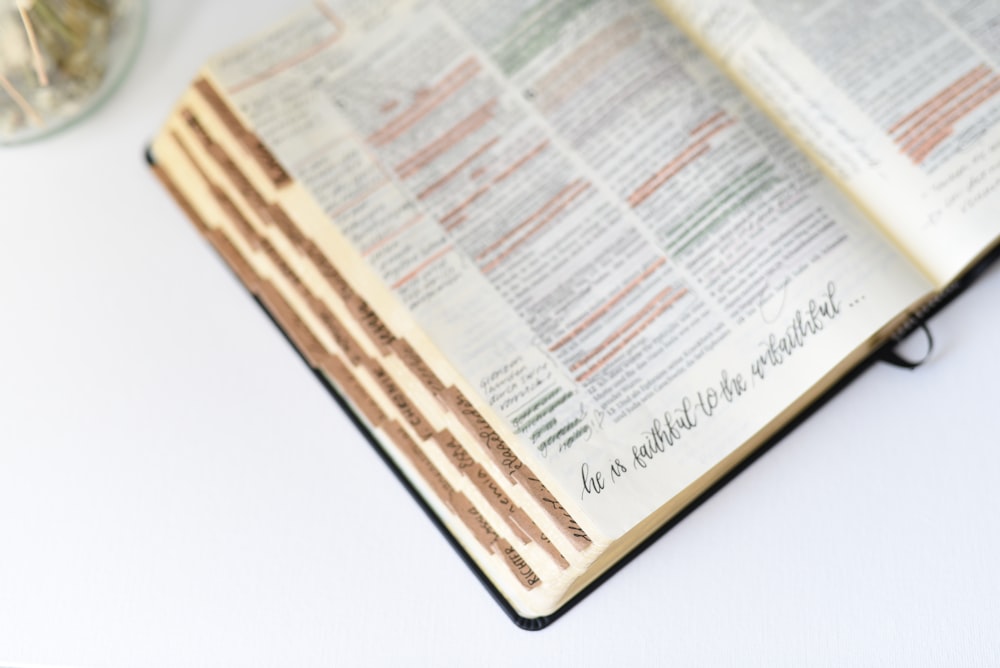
[2,2,1000,666]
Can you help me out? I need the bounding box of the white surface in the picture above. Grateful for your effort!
[2,2,1000,666]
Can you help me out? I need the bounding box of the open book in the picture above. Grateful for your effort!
[148,0,1000,628]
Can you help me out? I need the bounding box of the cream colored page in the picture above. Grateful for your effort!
[661,0,1000,286]
[205,0,930,537]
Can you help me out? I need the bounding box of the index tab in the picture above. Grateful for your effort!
[256,280,328,369]
[366,361,436,440]
[385,420,456,513]
[497,539,542,590]
[390,338,447,397]
[194,78,292,188]
[320,354,386,427]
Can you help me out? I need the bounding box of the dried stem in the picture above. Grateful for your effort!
[0,72,44,126]
[17,1,50,87]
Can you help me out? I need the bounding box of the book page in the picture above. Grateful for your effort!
[201,0,931,538]
[661,0,1000,287]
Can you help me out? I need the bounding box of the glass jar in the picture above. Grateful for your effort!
[0,0,146,144]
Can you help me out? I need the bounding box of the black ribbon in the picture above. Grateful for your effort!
[880,321,934,369]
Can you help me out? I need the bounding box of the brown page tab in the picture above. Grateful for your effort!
[509,509,570,569]
[256,280,328,369]
[385,420,455,512]
[454,492,502,553]
[207,229,263,294]
[320,355,386,427]
[150,160,210,236]
[211,184,261,250]
[457,500,544,590]
[390,338,447,397]
[497,539,542,590]
[268,204,307,252]
[303,293,366,367]
[518,469,591,551]
[301,239,356,303]
[259,237,306,295]
[195,78,292,189]
[366,361,436,440]
[350,298,396,354]
[471,464,529,543]
[431,430,477,475]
